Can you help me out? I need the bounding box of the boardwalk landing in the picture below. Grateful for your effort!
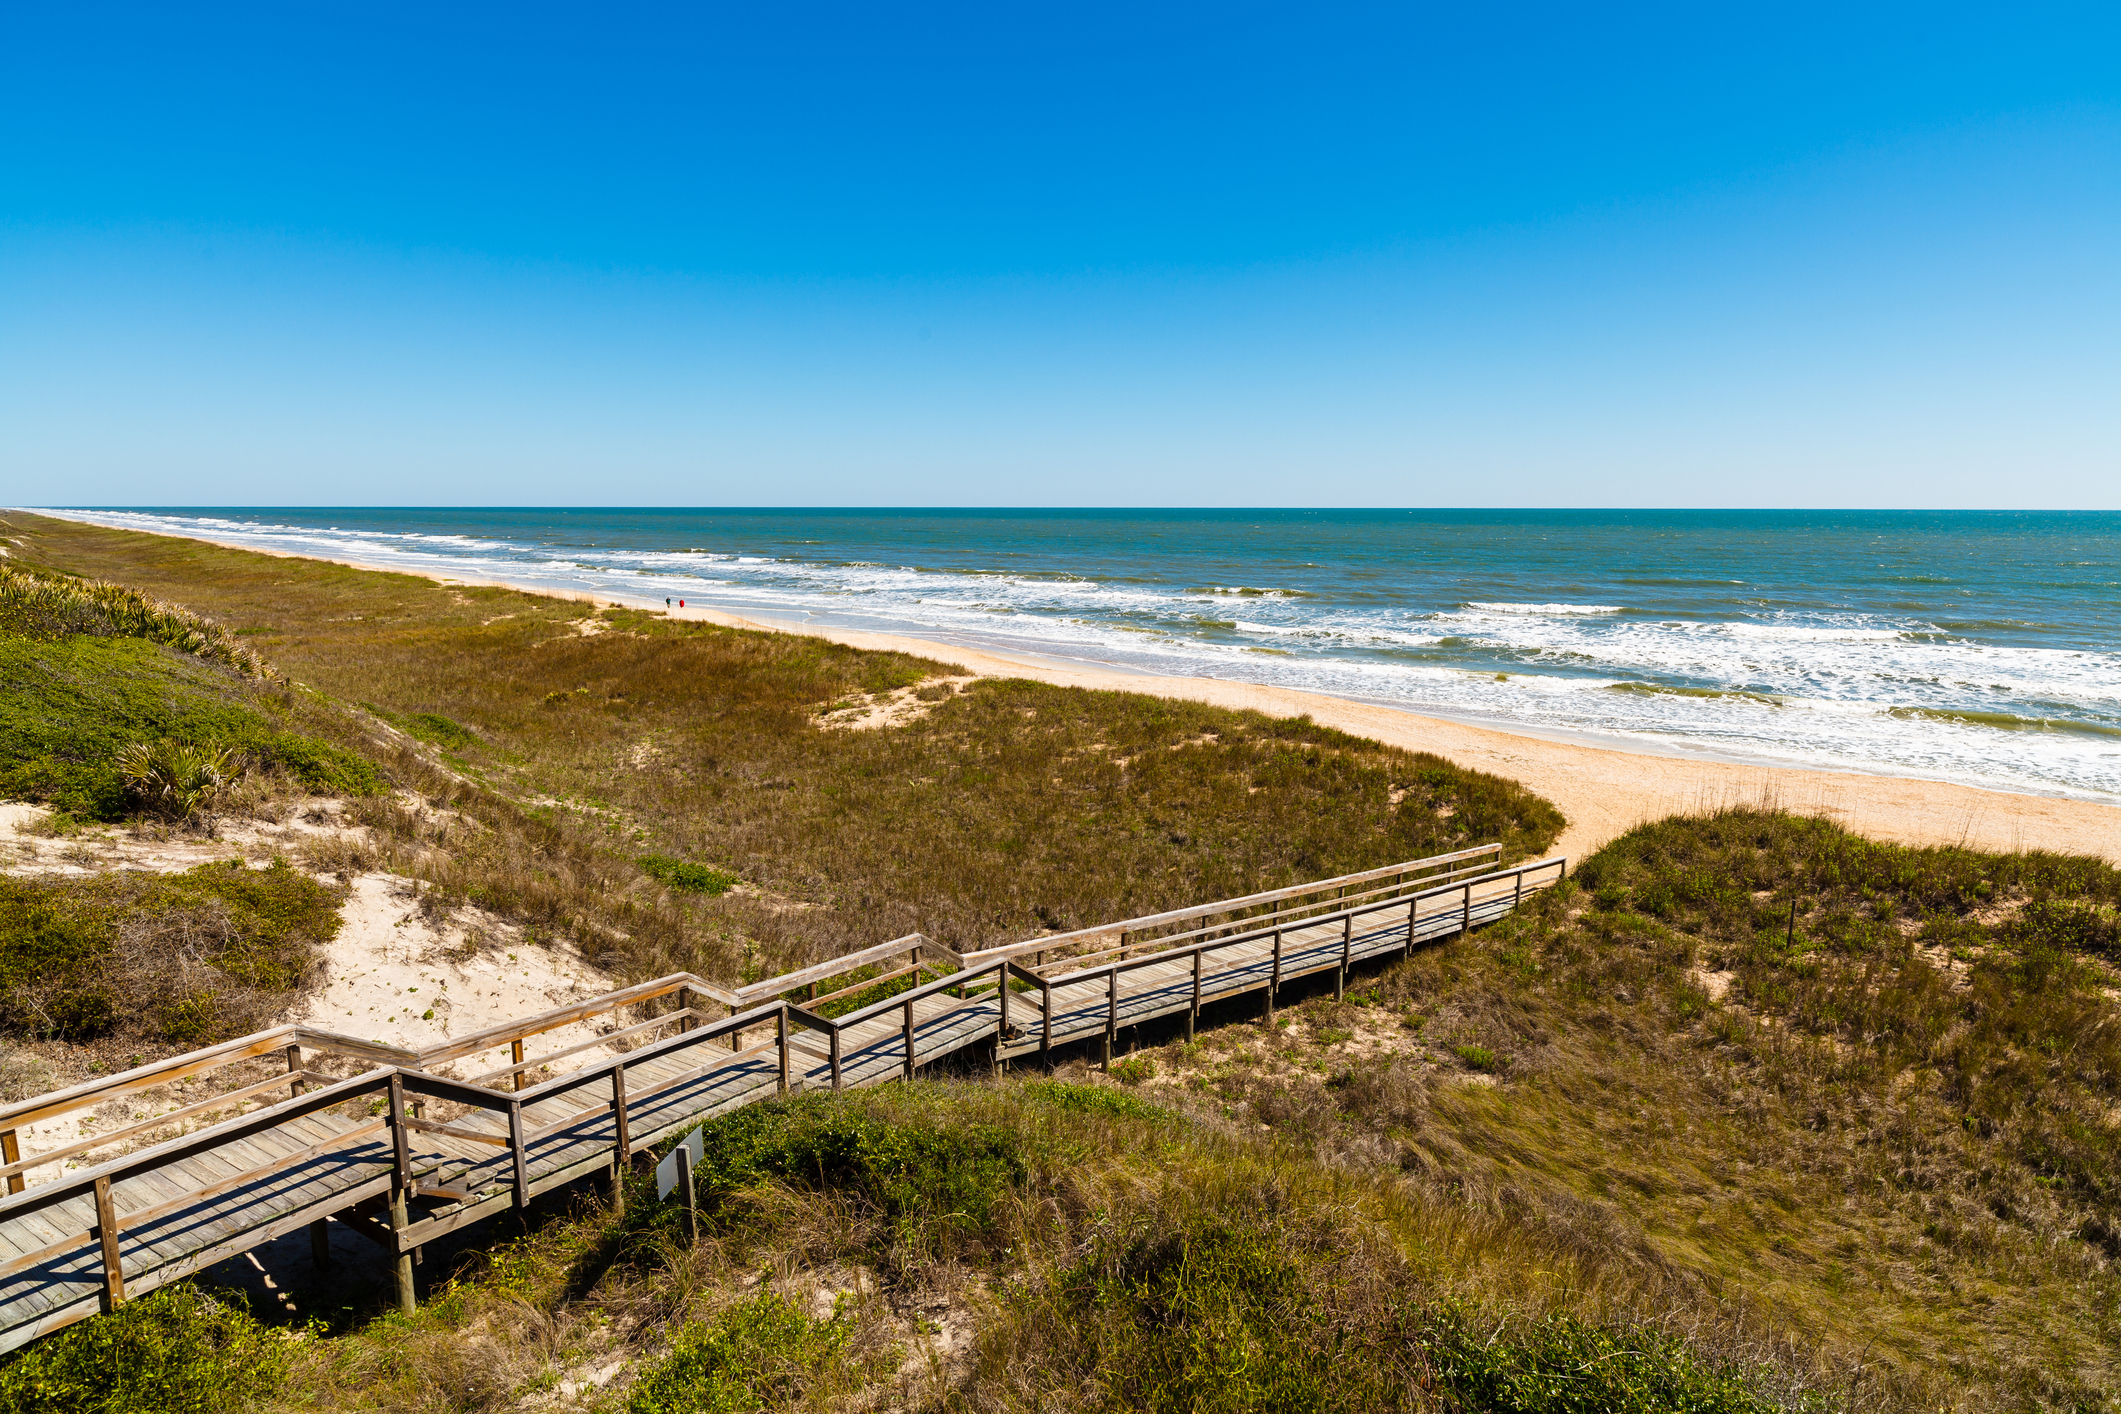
[0,847,1563,1350]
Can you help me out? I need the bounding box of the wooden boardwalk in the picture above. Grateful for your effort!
[0,847,1563,1351]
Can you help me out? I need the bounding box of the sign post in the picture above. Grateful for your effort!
[654,1133,703,1246]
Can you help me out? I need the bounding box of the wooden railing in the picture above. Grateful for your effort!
[0,844,1566,1337]
[959,842,1504,972]
[0,1025,419,1195]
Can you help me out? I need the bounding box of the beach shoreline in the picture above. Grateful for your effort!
[25,510,2121,865]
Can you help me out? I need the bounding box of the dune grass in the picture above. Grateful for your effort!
[1161,808,2121,1409]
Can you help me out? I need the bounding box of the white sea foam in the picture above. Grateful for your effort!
[1465,602,1624,615]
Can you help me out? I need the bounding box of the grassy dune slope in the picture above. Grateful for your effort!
[1,512,1560,987]
[1154,810,2121,1409]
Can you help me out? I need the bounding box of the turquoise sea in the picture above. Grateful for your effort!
[38,508,2121,803]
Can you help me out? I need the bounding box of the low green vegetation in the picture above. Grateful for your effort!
[637,853,738,895]
[624,1294,858,1414]
[0,1284,286,1414]
[0,633,378,820]
[0,860,341,1041]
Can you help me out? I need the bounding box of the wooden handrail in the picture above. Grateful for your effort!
[730,933,939,1006]
[957,843,1503,967]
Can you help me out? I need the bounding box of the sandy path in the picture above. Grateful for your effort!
[28,517,2121,865]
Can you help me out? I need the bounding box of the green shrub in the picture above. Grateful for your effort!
[624,1293,851,1414]
[0,1284,285,1414]
[403,712,477,750]
[115,740,234,821]
[639,854,738,895]
[0,859,341,1041]
[1110,1054,1157,1085]
[679,1098,1024,1250]
[1454,1044,1505,1073]
[1428,1307,1795,1414]
[1018,1079,1165,1118]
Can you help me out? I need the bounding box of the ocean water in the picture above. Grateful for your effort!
[36,507,2121,803]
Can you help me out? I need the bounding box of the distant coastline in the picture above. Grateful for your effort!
[22,507,2121,864]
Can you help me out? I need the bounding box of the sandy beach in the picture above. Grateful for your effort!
[36,515,2121,866]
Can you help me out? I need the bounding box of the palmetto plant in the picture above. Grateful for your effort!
[115,739,237,821]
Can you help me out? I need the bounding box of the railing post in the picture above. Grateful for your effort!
[509,1099,529,1211]
[609,1062,630,1213]
[511,1038,526,1092]
[1187,950,1201,1041]
[387,1074,415,1313]
[93,1174,124,1312]
[1,1129,21,1196]
[1515,869,1524,908]
[777,1009,791,1096]
[293,1042,334,1267]
[1103,967,1117,1070]
[1040,978,1053,1071]
[1268,929,1281,1022]
[730,1001,742,1052]
[902,999,916,1081]
[995,966,1010,1078]
[1338,914,1351,999]
[830,1026,843,1093]
[1462,882,1472,937]
[678,986,696,1033]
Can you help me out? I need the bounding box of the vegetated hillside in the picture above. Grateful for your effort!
[0,1082,1835,1414]
[4,513,1562,991]
[1149,809,2121,1411]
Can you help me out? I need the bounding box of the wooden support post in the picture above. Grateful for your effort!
[1118,929,1128,962]
[310,1218,331,1273]
[830,1026,843,1093]
[776,1009,791,1096]
[1040,979,1053,1071]
[678,986,696,1033]
[388,1074,412,1193]
[284,1044,305,1096]
[1462,882,1472,938]
[1338,914,1351,999]
[387,1073,420,1272]
[1187,951,1201,1041]
[1268,929,1282,1022]
[1515,870,1524,908]
[0,1130,21,1196]
[509,1100,529,1211]
[994,968,1010,1078]
[902,1000,916,1081]
[511,1038,526,1092]
[1103,969,1116,1070]
[390,1185,415,1314]
[609,1062,630,1213]
[1406,896,1418,958]
[93,1174,123,1312]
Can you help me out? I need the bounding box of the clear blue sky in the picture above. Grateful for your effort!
[2,2,2115,506]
